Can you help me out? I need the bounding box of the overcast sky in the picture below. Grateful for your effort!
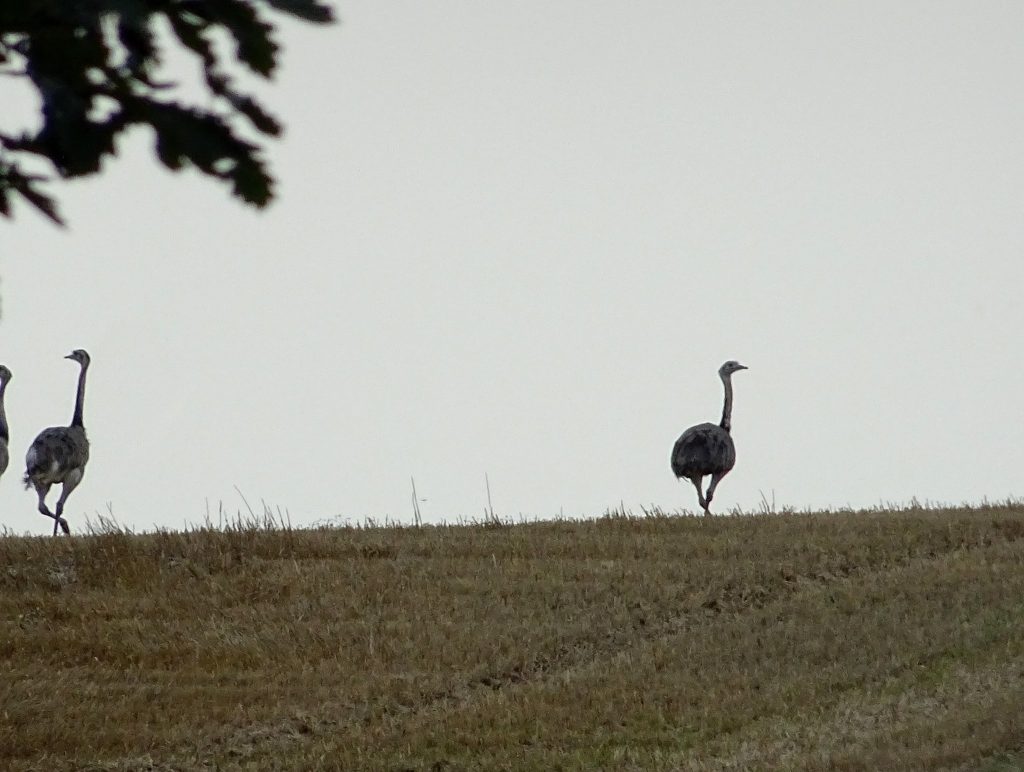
[1,1,1022,534]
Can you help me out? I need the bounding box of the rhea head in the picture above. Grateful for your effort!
[718,360,748,379]
[65,349,91,367]
[0,365,11,383]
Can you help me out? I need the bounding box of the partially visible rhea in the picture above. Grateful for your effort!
[24,350,91,535]
[0,365,11,482]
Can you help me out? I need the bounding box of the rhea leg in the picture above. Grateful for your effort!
[34,481,69,535]
[53,473,81,535]
[704,471,729,515]
[33,481,60,534]
[689,476,707,513]
[53,513,70,536]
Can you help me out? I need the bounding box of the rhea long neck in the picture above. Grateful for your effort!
[0,380,8,441]
[71,362,89,428]
[719,373,735,433]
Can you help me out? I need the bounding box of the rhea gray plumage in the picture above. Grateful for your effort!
[24,349,91,535]
[0,365,11,482]
[671,360,748,515]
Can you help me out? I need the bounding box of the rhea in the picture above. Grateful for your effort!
[24,350,91,535]
[671,360,748,515]
[0,365,11,483]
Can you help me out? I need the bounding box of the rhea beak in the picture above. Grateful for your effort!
[737,364,749,370]
[64,353,75,360]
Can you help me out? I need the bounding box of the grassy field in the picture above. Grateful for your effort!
[2,503,1024,770]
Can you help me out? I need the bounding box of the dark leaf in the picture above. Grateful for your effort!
[190,0,278,77]
[223,88,282,135]
[0,161,65,226]
[204,70,228,94]
[14,177,65,226]
[167,12,215,67]
[141,99,272,206]
[117,13,158,76]
[263,0,335,24]
[154,129,185,170]
[229,154,274,207]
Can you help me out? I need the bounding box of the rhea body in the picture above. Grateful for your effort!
[671,360,748,515]
[0,365,11,481]
[24,350,91,535]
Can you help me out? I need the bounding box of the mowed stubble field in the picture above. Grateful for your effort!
[2,504,1024,771]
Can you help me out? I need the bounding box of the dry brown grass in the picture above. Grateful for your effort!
[3,503,1024,770]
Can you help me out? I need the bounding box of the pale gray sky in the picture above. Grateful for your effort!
[1,1,1022,533]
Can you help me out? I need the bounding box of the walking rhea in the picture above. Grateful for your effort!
[671,360,748,515]
[24,350,91,535]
